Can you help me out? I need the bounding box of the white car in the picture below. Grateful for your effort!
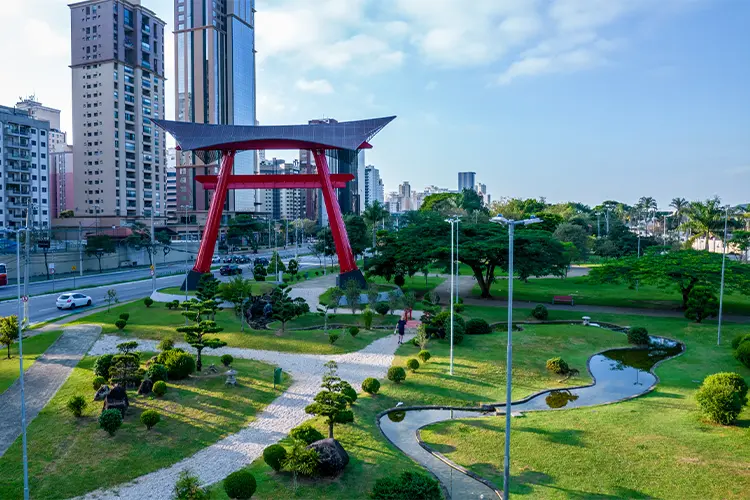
[56,293,92,310]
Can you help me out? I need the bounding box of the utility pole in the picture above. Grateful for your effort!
[597,213,601,238]
[717,205,729,346]
[16,229,29,500]
[78,221,83,278]
[150,209,156,292]
[23,202,31,328]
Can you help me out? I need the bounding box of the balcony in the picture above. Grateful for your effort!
[141,60,152,70]
[141,42,151,53]
[142,24,150,34]
[4,125,30,137]
[124,37,134,49]
[124,21,134,32]
[6,162,30,173]
[4,137,29,147]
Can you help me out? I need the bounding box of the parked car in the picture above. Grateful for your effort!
[212,256,221,264]
[56,293,93,310]
[254,257,269,266]
[0,263,6,286]
[219,265,242,276]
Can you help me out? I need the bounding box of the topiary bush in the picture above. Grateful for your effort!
[532,304,549,320]
[152,380,167,397]
[348,326,360,338]
[371,471,442,500]
[696,372,749,425]
[94,354,114,378]
[220,354,234,367]
[453,302,465,313]
[146,363,169,383]
[362,308,374,330]
[99,408,123,436]
[731,334,750,350]
[223,469,257,499]
[406,358,420,372]
[341,381,358,404]
[167,300,180,310]
[263,444,287,472]
[362,377,380,394]
[328,333,339,345]
[66,395,87,417]
[158,338,175,351]
[144,297,154,308]
[141,409,161,430]
[375,302,390,316]
[387,366,406,384]
[627,326,650,345]
[92,376,107,390]
[115,319,127,331]
[734,342,750,369]
[165,351,196,380]
[546,357,570,375]
[119,313,130,321]
[418,350,431,363]
[289,423,325,445]
[465,318,492,335]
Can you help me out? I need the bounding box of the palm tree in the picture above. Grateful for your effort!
[362,201,389,250]
[683,197,723,250]
[637,197,658,234]
[670,197,688,242]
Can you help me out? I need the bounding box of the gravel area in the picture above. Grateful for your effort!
[80,329,415,499]
[0,325,101,458]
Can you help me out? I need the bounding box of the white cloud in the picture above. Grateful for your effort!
[295,79,335,94]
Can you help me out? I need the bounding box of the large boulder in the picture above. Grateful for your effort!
[137,379,153,396]
[94,384,110,401]
[103,384,129,417]
[306,438,349,476]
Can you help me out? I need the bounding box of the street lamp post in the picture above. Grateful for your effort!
[454,218,460,304]
[181,205,189,301]
[490,214,543,500]
[717,205,730,346]
[444,217,460,375]
[15,228,29,500]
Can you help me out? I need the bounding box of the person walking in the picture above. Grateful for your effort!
[396,315,407,344]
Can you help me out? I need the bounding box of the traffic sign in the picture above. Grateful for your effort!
[50,268,55,275]
[38,240,51,249]
[150,269,155,276]
[72,265,77,271]
[22,296,28,302]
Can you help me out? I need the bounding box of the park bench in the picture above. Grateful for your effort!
[552,295,575,305]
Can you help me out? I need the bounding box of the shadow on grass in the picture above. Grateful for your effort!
[517,426,586,447]
[511,470,655,498]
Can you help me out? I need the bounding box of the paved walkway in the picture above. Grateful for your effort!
[0,325,101,457]
[80,328,416,499]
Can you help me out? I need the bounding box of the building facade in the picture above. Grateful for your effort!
[458,171,476,192]
[363,164,383,207]
[0,105,51,229]
[69,0,167,218]
[173,0,257,218]
[255,158,302,221]
[165,146,177,220]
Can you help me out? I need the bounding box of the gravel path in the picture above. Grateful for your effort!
[80,329,415,499]
[0,325,101,458]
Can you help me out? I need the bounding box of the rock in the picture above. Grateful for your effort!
[94,384,110,401]
[137,379,153,395]
[306,438,349,476]
[103,384,129,417]
[208,364,219,374]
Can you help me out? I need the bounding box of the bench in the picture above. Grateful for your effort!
[552,295,575,305]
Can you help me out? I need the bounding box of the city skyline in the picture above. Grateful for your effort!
[0,0,748,207]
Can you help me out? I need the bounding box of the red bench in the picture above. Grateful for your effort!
[552,295,575,305]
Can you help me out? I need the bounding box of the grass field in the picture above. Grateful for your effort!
[0,330,64,394]
[0,353,290,499]
[159,282,276,297]
[473,275,750,314]
[72,302,394,355]
[369,275,446,299]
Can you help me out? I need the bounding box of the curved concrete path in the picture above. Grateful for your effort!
[0,325,101,457]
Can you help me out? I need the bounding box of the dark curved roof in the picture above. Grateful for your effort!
[153,116,396,152]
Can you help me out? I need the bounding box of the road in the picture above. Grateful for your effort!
[0,253,329,325]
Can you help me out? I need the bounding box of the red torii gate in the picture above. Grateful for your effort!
[154,117,395,290]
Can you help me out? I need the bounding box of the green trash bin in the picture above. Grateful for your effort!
[273,367,283,389]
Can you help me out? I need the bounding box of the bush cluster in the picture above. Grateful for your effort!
[387,366,406,384]
[94,354,114,378]
[144,297,154,308]
[371,471,442,500]
[166,300,180,310]
[115,319,127,331]
[99,408,123,436]
[627,326,650,345]
[362,308,374,330]
[348,326,360,337]
[418,350,431,363]
[406,358,420,372]
[221,354,234,367]
[152,380,167,397]
[146,363,169,383]
[119,313,130,321]
[66,395,87,417]
[695,372,749,425]
[735,342,750,369]
[546,357,570,375]
[158,338,175,351]
[328,333,339,345]
[164,350,196,380]
[465,318,492,335]
[92,376,107,390]
[362,377,380,394]
[289,423,324,445]
[140,409,161,430]
[532,304,549,320]
[263,444,287,472]
[375,302,390,316]
[223,469,257,499]
[341,381,358,404]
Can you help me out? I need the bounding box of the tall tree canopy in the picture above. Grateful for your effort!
[344,214,369,258]
[227,214,265,253]
[420,192,462,214]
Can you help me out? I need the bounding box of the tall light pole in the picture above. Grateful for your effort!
[150,209,156,292]
[490,213,543,500]
[444,217,460,375]
[15,228,29,500]
[717,205,730,346]
[181,204,189,301]
[454,218,460,304]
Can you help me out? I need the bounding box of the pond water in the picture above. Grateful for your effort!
[378,335,683,499]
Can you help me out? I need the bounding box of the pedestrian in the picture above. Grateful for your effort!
[397,315,407,344]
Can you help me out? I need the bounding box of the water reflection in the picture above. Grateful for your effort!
[545,390,579,409]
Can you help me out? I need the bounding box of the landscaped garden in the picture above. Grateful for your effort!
[0,330,63,394]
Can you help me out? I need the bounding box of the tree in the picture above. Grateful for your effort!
[420,192,462,214]
[195,273,221,320]
[287,259,300,279]
[460,188,485,214]
[125,222,163,266]
[267,251,286,276]
[589,249,750,309]
[227,214,264,253]
[344,279,362,314]
[683,197,723,250]
[362,201,389,250]
[315,227,336,270]
[177,302,227,371]
[253,262,267,281]
[0,315,19,359]
[593,220,658,258]
[553,223,590,261]
[685,285,719,323]
[105,289,118,312]
[85,234,116,273]
[531,212,564,233]
[670,197,689,241]
[270,285,309,332]
[219,275,254,332]
[305,361,352,438]
[730,230,750,261]
[344,214,369,258]
[329,287,344,313]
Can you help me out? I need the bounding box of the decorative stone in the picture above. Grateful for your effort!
[103,384,129,417]
[306,438,349,476]
[208,364,219,374]
[582,316,591,326]
[225,369,238,386]
[137,379,153,395]
[94,384,110,401]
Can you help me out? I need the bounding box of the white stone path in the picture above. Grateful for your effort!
[79,330,414,500]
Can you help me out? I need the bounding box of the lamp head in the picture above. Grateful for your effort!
[490,214,509,225]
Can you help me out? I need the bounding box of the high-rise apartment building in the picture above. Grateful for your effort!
[69,0,167,218]
[174,0,257,218]
[166,146,177,220]
[0,105,51,229]
[363,165,383,207]
[458,171,476,192]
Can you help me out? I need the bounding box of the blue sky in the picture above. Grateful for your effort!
[0,0,748,208]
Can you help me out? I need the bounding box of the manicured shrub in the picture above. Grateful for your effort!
[66,395,87,417]
[146,363,168,383]
[158,338,175,351]
[696,372,749,425]
[362,377,380,394]
[684,285,719,323]
[167,300,180,310]
[289,423,324,445]
[99,408,123,436]
[394,274,406,287]
[115,319,127,330]
[627,326,650,345]
[374,302,390,316]
[140,409,161,430]
[165,351,196,380]
[221,354,234,367]
[223,469,257,499]
[465,318,492,335]
[152,380,167,397]
[418,350,431,363]
[546,357,570,375]
[406,358,420,372]
[371,471,441,500]
[119,313,130,321]
[734,342,750,369]
[173,470,208,500]
[453,303,464,313]
[362,308,374,330]
[532,304,549,320]
[731,334,750,350]
[387,366,406,384]
[94,354,114,378]
[348,326,360,338]
[92,376,107,390]
[334,409,354,424]
[341,381,358,404]
[263,444,287,472]
[144,297,154,308]
[328,333,339,345]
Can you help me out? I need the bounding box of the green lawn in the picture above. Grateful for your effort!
[0,330,64,394]
[473,275,750,315]
[71,302,393,355]
[419,311,750,499]
[0,353,290,499]
[159,282,276,297]
[369,275,446,299]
